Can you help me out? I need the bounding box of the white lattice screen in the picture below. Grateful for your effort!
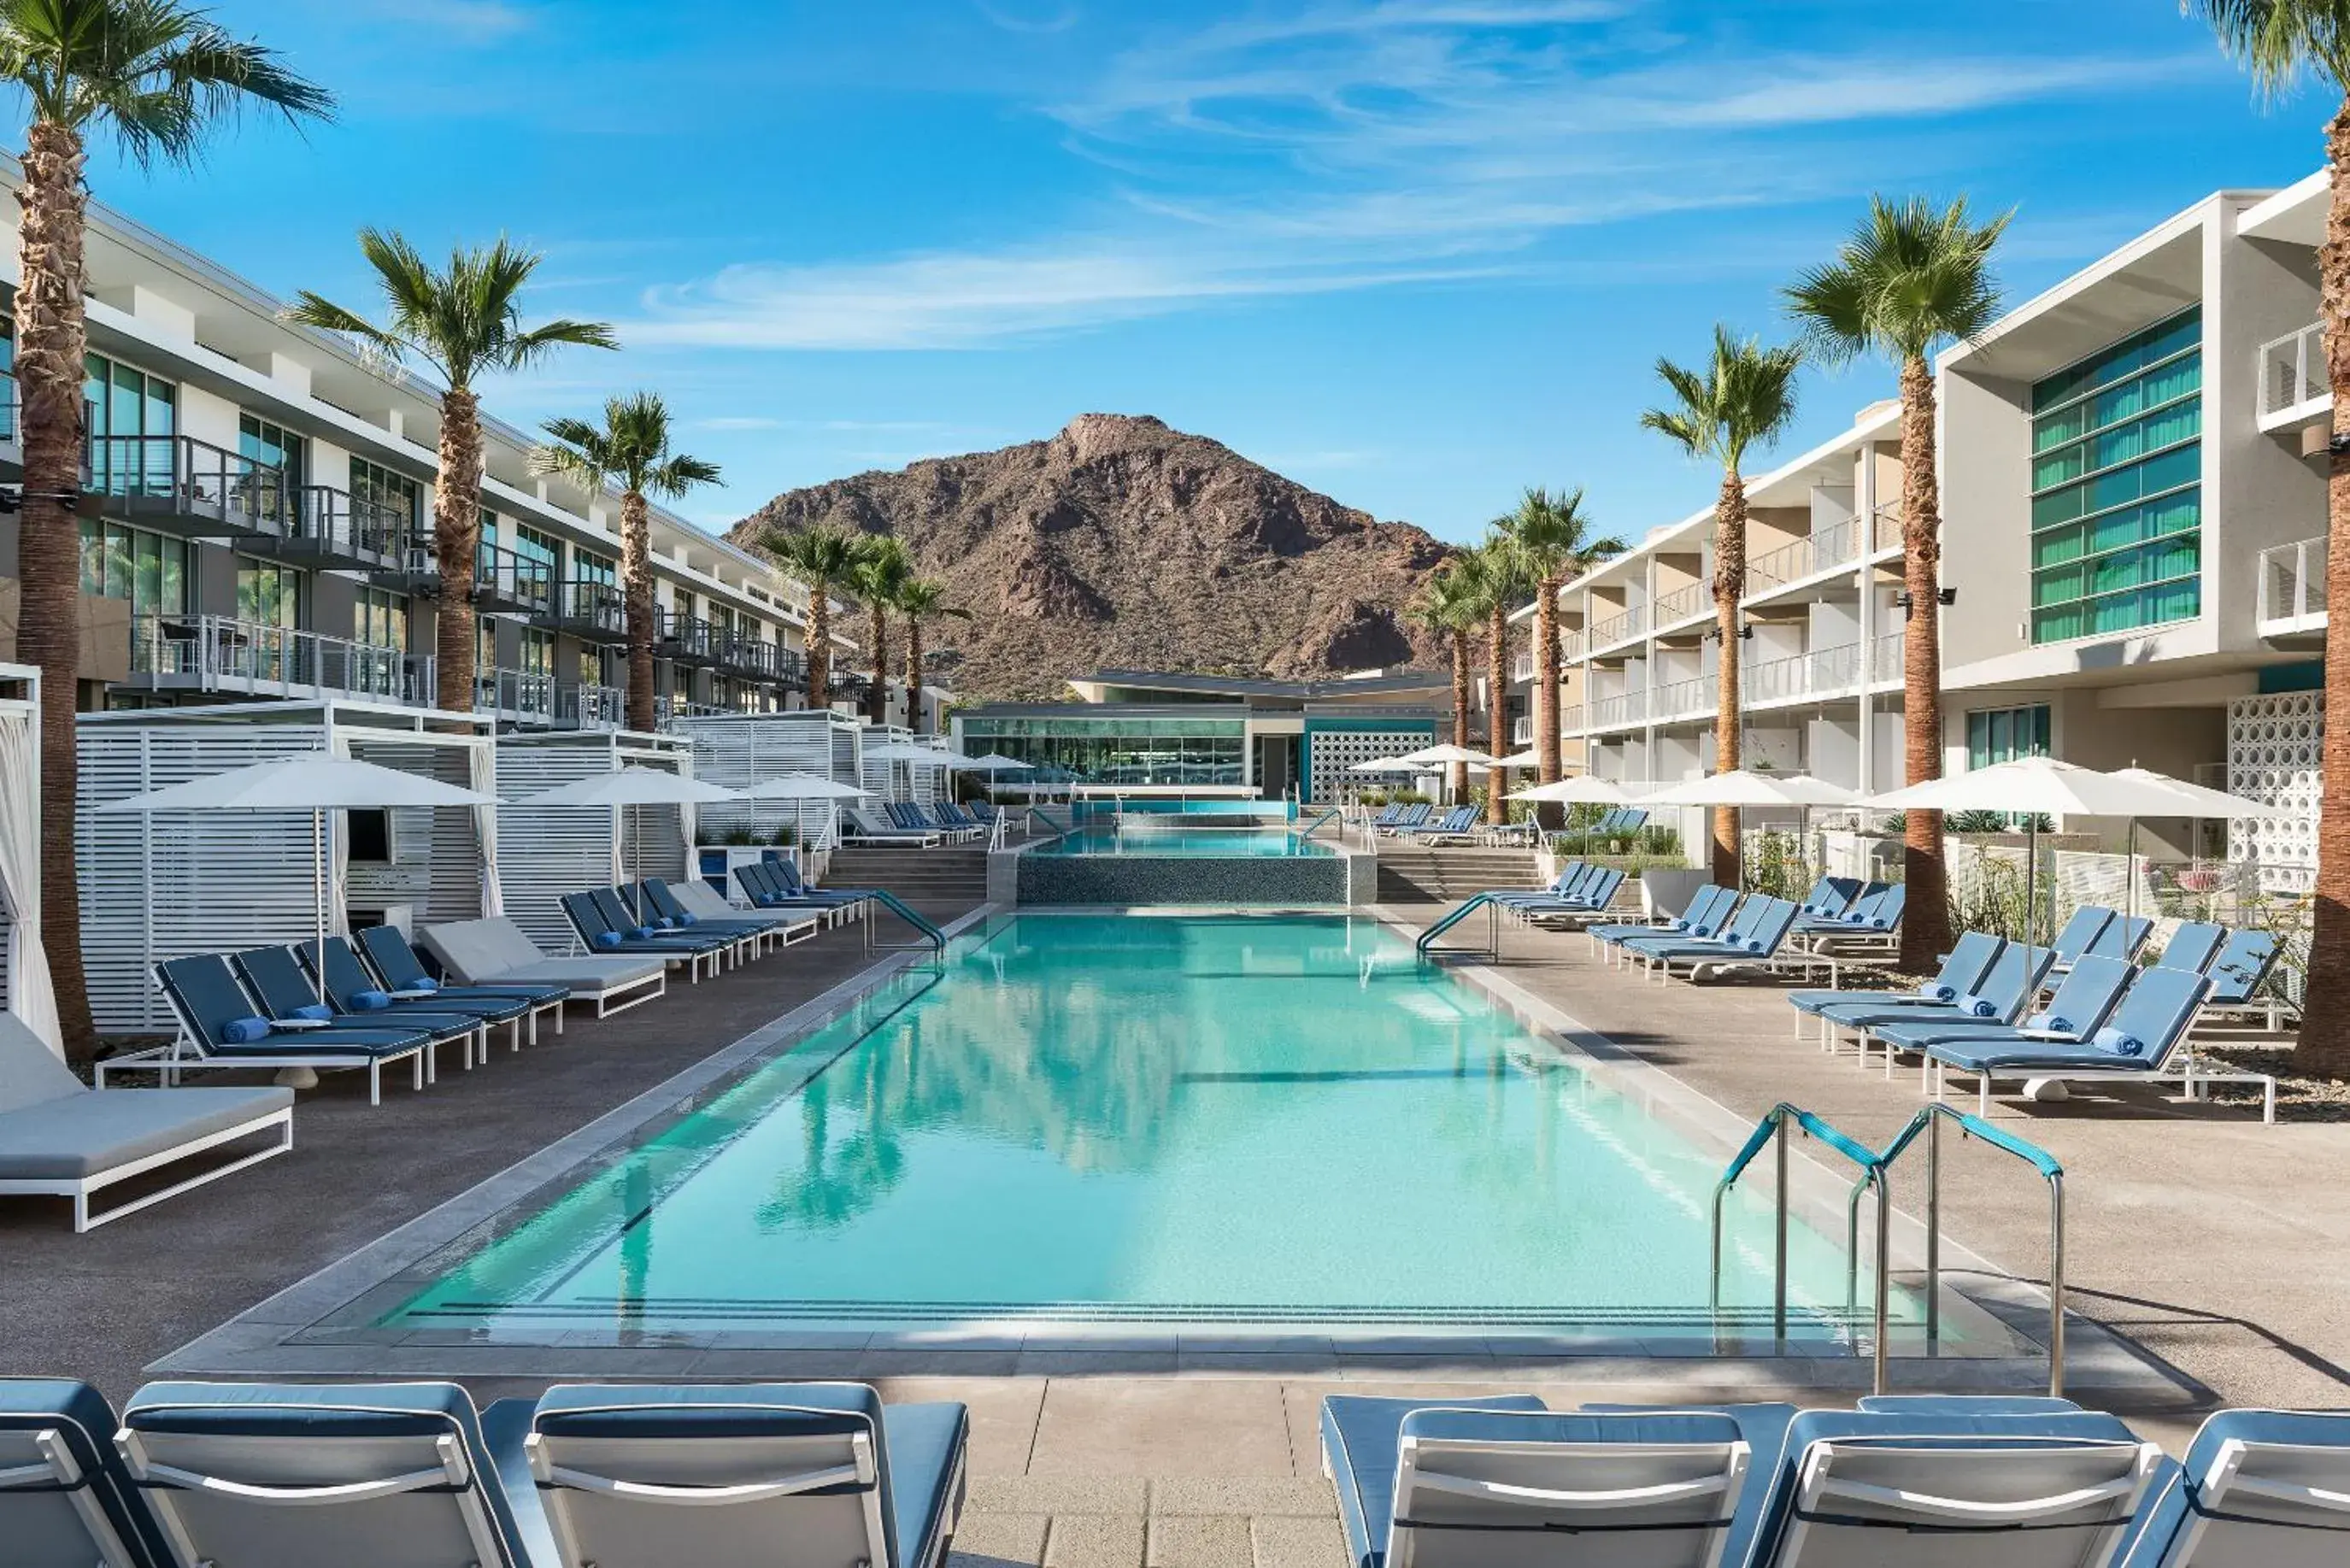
[2227,691,2320,891]
[1307,729,1435,805]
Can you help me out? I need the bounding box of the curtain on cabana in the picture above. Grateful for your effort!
[0,711,62,1055]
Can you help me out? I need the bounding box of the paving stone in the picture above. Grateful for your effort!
[1147,1516,1253,1568]
[1031,1380,1294,1477]
[1151,1477,1336,1518]
[950,1512,1049,1568]
[1046,1514,1147,1568]
[1250,1515,1349,1568]
[970,1477,1151,1517]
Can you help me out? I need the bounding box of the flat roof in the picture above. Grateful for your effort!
[1074,667,1450,700]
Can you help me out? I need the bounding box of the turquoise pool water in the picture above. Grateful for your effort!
[382,914,1912,1340]
[1035,824,1331,857]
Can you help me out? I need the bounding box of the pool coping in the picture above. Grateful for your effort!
[150,904,2200,1403]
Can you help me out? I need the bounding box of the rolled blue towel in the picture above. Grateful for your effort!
[655,916,674,929]
[408,977,439,993]
[594,931,622,949]
[1919,981,1955,1001]
[291,1003,333,1021]
[2093,1025,2147,1057]
[755,894,778,907]
[1744,938,1767,954]
[633,925,657,941]
[349,989,391,1011]
[1956,994,1997,1018]
[221,1017,273,1043]
[677,911,698,925]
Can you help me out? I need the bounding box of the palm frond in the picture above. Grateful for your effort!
[2187,0,2350,96]
[1785,196,2009,365]
[645,454,724,500]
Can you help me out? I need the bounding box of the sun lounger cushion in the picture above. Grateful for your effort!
[1322,1395,1553,1568]
[0,1377,172,1568]
[0,1019,83,1113]
[122,1379,526,1568]
[0,1083,291,1178]
[523,1383,967,1568]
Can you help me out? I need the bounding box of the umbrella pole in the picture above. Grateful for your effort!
[2025,817,2039,949]
[313,807,326,1003]
[2125,819,2138,924]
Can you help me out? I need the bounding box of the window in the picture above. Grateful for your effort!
[78,520,188,620]
[85,353,174,496]
[519,626,554,677]
[2029,310,2200,643]
[238,414,303,482]
[1965,704,2052,770]
[955,715,1248,786]
[513,522,558,596]
[580,646,606,686]
[353,586,407,651]
[350,456,420,535]
[478,620,497,674]
[236,558,303,629]
[574,549,615,588]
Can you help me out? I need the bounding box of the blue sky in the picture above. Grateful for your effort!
[57,0,2334,542]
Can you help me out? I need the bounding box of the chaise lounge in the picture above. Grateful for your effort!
[418,917,667,1019]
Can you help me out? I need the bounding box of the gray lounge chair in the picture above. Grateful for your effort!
[418,918,667,1019]
[0,1014,291,1232]
[843,807,941,847]
[0,1377,169,1565]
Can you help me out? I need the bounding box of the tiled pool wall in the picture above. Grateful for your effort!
[1003,844,1376,905]
[1066,801,1297,825]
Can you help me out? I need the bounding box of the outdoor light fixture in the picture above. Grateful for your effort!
[1895,588,1958,618]
[1705,623,1756,642]
[0,486,77,514]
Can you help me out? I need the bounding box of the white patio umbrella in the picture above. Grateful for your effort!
[1511,772,1641,855]
[862,742,959,763]
[1866,755,2241,942]
[734,771,874,852]
[1639,771,1859,888]
[1495,749,1546,770]
[1401,743,1502,766]
[505,766,742,885]
[100,755,500,1006]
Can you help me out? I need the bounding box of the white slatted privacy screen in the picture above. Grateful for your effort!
[495,733,691,954]
[672,712,870,851]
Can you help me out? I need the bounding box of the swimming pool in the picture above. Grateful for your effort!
[379,914,1920,1343]
[1035,824,1332,857]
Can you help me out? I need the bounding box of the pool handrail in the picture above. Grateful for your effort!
[1861,1104,2068,1397]
[1414,891,1502,961]
[1708,1101,1891,1395]
[860,887,947,957]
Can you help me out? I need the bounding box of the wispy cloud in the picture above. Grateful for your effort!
[625,3,2200,353]
[347,0,533,43]
[974,0,1084,35]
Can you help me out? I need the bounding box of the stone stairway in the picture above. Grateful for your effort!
[823,847,990,907]
[1375,843,1541,905]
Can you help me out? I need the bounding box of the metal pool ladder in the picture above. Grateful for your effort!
[1708,1101,2067,1397]
[861,888,947,957]
[1415,892,1502,961]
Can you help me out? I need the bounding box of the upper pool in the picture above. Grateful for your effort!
[375,913,1926,1343]
[1035,823,1332,858]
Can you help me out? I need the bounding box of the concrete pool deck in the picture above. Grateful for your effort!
[2,895,2341,1566]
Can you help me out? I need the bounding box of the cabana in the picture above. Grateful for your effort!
[669,708,865,852]
[0,663,57,1056]
[494,730,697,956]
[77,700,496,1035]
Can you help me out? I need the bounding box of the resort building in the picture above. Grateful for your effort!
[953,667,1450,801]
[0,171,909,731]
[1512,170,2338,880]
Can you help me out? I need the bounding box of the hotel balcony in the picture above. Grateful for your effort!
[91,436,406,573]
[1585,603,1647,656]
[719,637,807,688]
[474,667,625,731]
[656,609,721,667]
[2258,321,2329,435]
[552,579,628,642]
[654,693,728,722]
[125,614,435,706]
[473,541,555,616]
[2257,533,2327,643]
[1742,507,1899,607]
[1651,578,1709,634]
[1511,714,1532,746]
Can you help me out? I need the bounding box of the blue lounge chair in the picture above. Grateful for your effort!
[1814,943,2058,1067]
[2034,905,2115,972]
[902,802,982,842]
[842,807,942,847]
[1795,876,1865,919]
[2124,1407,2350,1565]
[1636,896,1805,984]
[2192,928,2288,1031]
[1489,860,1591,907]
[355,924,570,1039]
[1869,954,2141,1082]
[487,1382,969,1568]
[1370,802,1407,830]
[234,943,488,1073]
[561,892,729,983]
[2154,922,2227,976]
[1592,885,1738,966]
[0,1377,173,1567]
[1379,803,1432,837]
[1742,1406,2163,1566]
[1517,867,1628,925]
[301,936,534,1055]
[740,859,867,919]
[640,878,818,951]
[1785,931,2006,1043]
[122,953,435,1104]
[1925,962,2277,1120]
[1789,882,1904,943]
[1616,889,1758,958]
[1320,1395,1754,1568]
[118,1379,528,1568]
[1397,805,1478,840]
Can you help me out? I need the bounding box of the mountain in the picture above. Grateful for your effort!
[727,414,1454,702]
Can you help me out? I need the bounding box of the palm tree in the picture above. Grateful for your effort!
[285,233,615,716]
[0,1,332,1054]
[1475,537,1535,826]
[1785,196,2007,972]
[756,524,862,709]
[1641,326,1804,886]
[848,535,914,725]
[530,393,721,734]
[1493,487,1625,825]
[893,577,968,736]
[2191,2,2350,1073]
[1407,561,1482,801]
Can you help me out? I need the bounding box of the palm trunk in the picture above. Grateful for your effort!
[17,121,96,1054]
[1485,605,1509,825]
[1897,354,1953,972]
[1449,628,1472,801]
[805,593,831,710]
[867,602,890,725]
[620,489,655,733]
[1534,573,1562,830]
[1712,468,1748,888]
[903,614,925,735]
[434,389,484,715]
[2302,103,2350,1077]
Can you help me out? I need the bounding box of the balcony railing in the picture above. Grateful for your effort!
[473,540,555,614]
[1653,579,1708,626]
[1650,674,1718,722]
[555,579,627,640]
[1589,690,1646,730]
[130,614,433,705]
[655,694,727,722]
[1512,714,1533,745]
[1870,503,1903,554]
[656,609,720,665]
[1871,630,1905,682]
[1747,516,1865,596]
[1513,651,1536,684]
[474,668,624,729]
[1587,604,1646,649]
[2259,321,2328,422]
[1559,702,1583,736]
[2257,534,2329,634]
